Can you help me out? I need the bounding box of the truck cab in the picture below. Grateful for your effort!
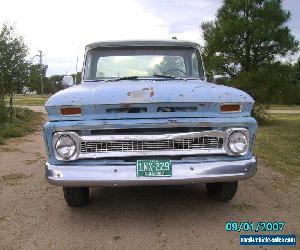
[43,40,257,207]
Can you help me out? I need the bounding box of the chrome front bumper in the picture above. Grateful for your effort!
[45,157,257,187]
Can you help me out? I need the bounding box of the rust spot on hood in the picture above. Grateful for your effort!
[141,87,154,96]
[127,87,155,99]
[149,87,154,97]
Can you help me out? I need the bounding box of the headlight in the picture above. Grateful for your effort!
[227,131,248,155]
[55,135,77,160]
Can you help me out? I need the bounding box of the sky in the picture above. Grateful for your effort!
[0,0,299,76]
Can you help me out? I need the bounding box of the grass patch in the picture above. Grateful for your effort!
[255,114,300,180]
[5,95,50,106]
[0,108,44,145]
[13,98,47,106]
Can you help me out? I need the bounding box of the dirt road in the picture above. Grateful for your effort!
[268,110,300,114]
[0,120,299,249]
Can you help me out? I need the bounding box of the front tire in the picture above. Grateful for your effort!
[63,187,89,207]
[206,181,238,201]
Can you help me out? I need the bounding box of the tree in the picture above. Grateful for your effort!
[71,72,82,84]
[153,57,186,77]
[28,63,48,94]
[231,62,300,104]
[0,24,29,118]
[293,58,300,82]
[201,0,299,77]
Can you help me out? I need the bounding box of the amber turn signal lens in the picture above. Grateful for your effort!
[61,107,82,116]
[220,104,240,112]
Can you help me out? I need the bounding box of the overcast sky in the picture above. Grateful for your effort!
[0,0,299,76]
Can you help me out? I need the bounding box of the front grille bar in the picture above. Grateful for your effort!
[80,137,223,153]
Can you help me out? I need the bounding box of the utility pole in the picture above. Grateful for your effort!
[37,50,44,96]
[75,54,79,84]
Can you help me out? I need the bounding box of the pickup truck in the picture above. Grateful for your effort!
[43,40,257,207]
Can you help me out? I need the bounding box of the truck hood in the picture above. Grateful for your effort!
[45,80,254,121]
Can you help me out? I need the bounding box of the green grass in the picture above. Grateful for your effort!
[6,95,50,106]
[0,108,44,145]
[269,104,300,110]
[255,114,300,180]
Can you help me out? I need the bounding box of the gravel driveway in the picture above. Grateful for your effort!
[0,118,299,250]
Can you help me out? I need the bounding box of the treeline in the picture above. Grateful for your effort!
[0,23,80,121]
[0,24,28,119]
[201,0,300,107]
[213,61,300,105]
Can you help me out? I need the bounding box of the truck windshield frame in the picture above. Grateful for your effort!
[83,46,205,81]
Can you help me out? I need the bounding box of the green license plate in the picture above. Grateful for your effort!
[136,160,172,177]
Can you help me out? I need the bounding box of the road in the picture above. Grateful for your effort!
[0,115,299,250]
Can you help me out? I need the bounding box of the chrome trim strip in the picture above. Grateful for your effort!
[78,148,227,158]
[45,157,257,187]
[80,131,225,141]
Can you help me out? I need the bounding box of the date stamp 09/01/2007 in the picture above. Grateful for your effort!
[225,221,285,232]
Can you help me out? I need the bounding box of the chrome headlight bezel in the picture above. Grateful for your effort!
[52,132,80,161]
[225,128,249,156]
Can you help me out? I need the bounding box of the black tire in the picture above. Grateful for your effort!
[63,187,89,207]
[206,181,238,201]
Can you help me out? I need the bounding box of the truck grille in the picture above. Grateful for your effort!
[80,137,223,153]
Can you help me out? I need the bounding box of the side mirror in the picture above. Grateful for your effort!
[213,74,230,84]
[62,76,74,88]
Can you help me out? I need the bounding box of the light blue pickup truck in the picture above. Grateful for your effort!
[43,40,257,207]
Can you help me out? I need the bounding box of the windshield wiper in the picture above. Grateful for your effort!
[105,76,139,82]
[152,74,184,80]
[153,74,176,79]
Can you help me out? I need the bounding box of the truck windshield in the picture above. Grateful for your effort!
[84,47,204,80]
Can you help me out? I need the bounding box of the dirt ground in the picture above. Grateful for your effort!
[0,119,299,250]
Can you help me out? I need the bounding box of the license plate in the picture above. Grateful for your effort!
[136,160,172,177]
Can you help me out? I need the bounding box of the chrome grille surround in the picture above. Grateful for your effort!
[52,130,234,160]
[80,137,224,153]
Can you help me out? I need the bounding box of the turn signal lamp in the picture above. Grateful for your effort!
[60,107,82,116]
[220,104,240,113]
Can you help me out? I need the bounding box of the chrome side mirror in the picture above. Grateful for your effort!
[62,76,74,88]
[213,74,230,84]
